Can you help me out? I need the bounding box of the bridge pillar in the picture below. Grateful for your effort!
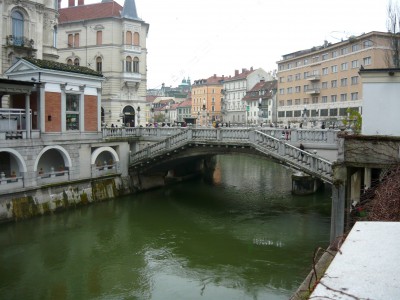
[330,164,347,245]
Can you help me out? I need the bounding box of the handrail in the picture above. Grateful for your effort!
[130,128,333,183]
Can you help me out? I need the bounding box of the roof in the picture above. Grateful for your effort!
[59,1,123,23]
[121,0,141,20]
[177,99,192,107]
[22,58,103,77]
[223,69,255,82]
[242,80,277,102]
[193,75,224,86]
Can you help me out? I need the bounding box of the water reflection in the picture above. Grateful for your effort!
[0,154,331,300]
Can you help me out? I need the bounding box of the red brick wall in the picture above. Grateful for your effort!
[84,95,98,131]
[45,92,61,132]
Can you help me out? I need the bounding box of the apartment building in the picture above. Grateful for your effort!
[222,68,273,125]
[276,31,394,128]
[242,79,278,125]
[58,0,149,127]
[192,74,224,126]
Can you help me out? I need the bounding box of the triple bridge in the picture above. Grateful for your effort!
[109,127,339,184]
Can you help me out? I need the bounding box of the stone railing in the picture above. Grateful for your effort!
[130,128,333,183]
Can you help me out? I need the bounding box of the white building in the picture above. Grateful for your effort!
[58,0,149,127]
[222,68,273,125]
[360,68,400,136]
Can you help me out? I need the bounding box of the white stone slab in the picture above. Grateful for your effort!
[310,221,400,299]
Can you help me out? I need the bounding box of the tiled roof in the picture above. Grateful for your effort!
[59,2,123,23]
[177,99,192,107]
[224,69,255,82]
[23,57,103,77]
[193,75,224,86]
[242,80,277,102]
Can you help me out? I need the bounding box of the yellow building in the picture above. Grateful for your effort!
[276,31,394,128]
[192,75,224,126]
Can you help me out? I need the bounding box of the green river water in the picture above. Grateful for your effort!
[0,154,331,300]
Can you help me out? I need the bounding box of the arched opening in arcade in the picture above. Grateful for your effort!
[91,147,119,176]
[36,146,71,181]
[0,149,26,189]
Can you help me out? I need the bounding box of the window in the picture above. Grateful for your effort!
[133,32,140,46]
[331,95,337,102]
[68,33,79,47]
[67,59,73,65]
[126,31,132,44]
[322,53,328,60]
[351,76,358,85]
[287,87,293,94]
[286,111,293,117]
[351,92,358,100]
[312,97,318,104]
[303,98,309,104]
[351,60,359,68]
[363,40,373,48]
[96,31,102,45]
[133,57,139,73]
[340,93,347,101]
[341,47,348,55]
[287,100,292,106]
[279,77,285,83]
[295,73,301,80]
[66,94,80,130]
[279,100,284,106]
[331,65,338,73]
[126,56,132,72]
[352,44,360,52]
[341,62,348,71]
[279,88,284,95]
[304,71,309,78]
[304,58,308,65]
[322,81,328,89]
[331,80,337,88]
[287,75,293,82]
[304,84,309,91]
[74,58,79,66]
[322,96,328,103]
[295,86,301,93]
[322,67,328,75]
[295,99,300,105]
[287,63,292,69]
[341,78,348,86]
[12,11,24,45]
[363,56,371,65]
[332,51,338,58]
[96,57,102,72]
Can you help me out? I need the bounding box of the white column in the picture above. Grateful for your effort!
[25,92,31,138]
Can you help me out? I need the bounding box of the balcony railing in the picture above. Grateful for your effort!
[307,74,320,81]
[6,35,35,48]
[123,45,141,53]
[306,88,321,95]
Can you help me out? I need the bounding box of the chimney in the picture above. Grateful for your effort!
[235,70,239,76]
[78,0,84,5]
[68,0,75,7]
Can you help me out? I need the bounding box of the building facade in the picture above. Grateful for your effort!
[276,31,394,128]
[58,0,149,127]
[222,68,273,125]
[191,74,224,126]
[0,0,59,76]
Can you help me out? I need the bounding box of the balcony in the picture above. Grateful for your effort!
[122,72,141,82]
[307,74,320,81]
[306,88,320,95]
[6,35,35,49]
[122,45,141,54]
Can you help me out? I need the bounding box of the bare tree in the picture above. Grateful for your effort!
[387,0,400,67]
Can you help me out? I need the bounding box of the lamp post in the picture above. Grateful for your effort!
[150,104,154,124]
[137,106,140,127]
[164,104,169,125]
[258,98,263,126]
[202,99,207,127]
[197,111,200,128]
[302,105,307,128]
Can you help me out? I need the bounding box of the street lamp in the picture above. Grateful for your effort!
[137,106,140,127]
[301,105,307,128]
[202,99,207,127]
[150,104,154,124]
[197,111,200,127]
[164,104,169,125]
[258,98,263,126]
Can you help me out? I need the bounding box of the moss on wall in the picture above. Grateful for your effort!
[12,196,40,220]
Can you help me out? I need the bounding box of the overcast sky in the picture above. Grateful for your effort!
[65,0,389,89]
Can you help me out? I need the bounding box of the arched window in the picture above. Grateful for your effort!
[12,11,24,46]
[96,57,102,72]
[74,58,79,66]
[126,31,132,45]
[96,31,102,45]
[67,59,73,65]
[133,32,140,46]
[133,57,139,73]
[126,56,132,72]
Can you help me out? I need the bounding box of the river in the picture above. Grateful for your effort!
[0,154,331,300]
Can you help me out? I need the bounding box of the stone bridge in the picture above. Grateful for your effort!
[107,127,339,184]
